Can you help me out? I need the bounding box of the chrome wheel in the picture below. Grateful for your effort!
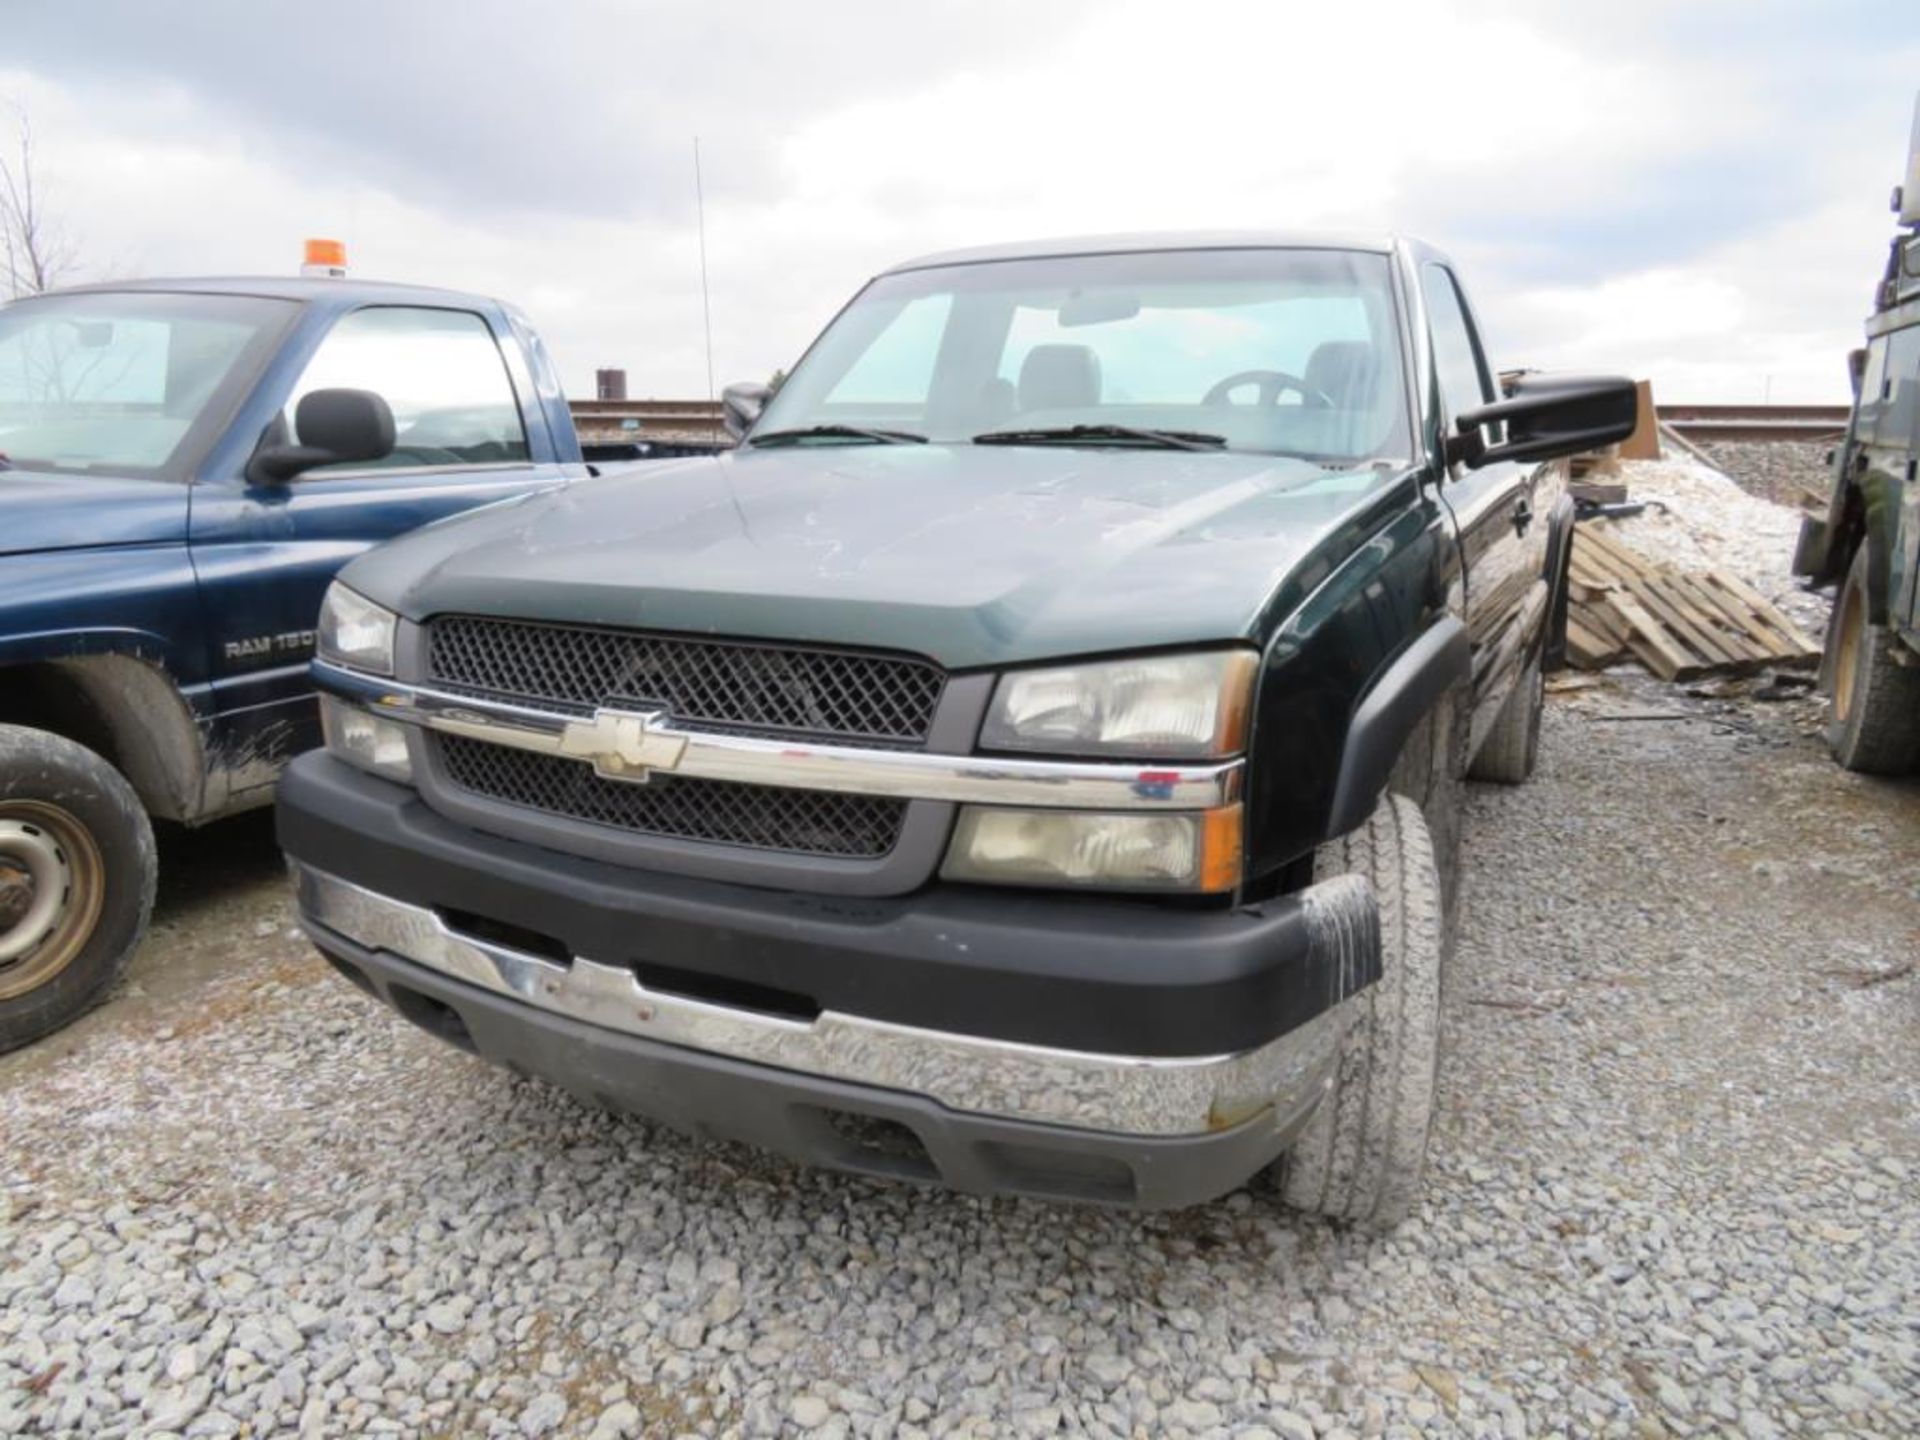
[0,802,105,1002]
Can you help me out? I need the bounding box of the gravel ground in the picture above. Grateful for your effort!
[2,681,1916,1439]
[1693,441,1836,513]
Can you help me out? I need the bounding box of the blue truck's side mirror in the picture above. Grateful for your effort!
[249,388,396,484]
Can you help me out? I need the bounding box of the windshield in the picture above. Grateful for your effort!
[755,248,1411,462]
[0,291,294,479]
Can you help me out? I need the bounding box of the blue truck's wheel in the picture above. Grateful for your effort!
[1280,793,1443,1229]
[0,725,156,1053]
[1825,547,1920,775]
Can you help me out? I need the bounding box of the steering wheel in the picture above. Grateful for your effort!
[1203,369,1334,409]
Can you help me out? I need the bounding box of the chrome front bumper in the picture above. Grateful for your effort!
[294,863,1361,1139]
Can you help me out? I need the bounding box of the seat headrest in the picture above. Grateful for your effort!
[1305,341,1376,409]
[1018,344,1102,412]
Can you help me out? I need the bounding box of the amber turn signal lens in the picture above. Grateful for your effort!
[1197,803,1244,893]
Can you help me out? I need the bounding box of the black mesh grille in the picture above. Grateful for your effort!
[428,616,943,746]
[436,734,907,859]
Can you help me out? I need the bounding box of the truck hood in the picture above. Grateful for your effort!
[0,470,189,558]
[346,444,1408,670]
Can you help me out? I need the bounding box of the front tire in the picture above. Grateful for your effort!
[1824,546,1920,775]
[0,726,156,1053]
[1280,794,1444,1229]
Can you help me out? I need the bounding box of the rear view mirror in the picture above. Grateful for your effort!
[248,387,396,484]
[1446,373,1638,470]
[1058,291,1140,327]
[721,381,770,442]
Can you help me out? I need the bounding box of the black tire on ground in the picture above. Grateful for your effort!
[0,725,156,1053]
[1468,651,1543,785]
[1824,546,1920,775]
[1543,515,1576,675]
[1280,793,1444,1229]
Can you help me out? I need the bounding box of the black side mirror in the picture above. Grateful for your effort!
[721,381,770,442]
[248,388,396,484]
[1445,373,1638,470]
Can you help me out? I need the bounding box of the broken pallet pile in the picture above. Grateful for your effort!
[1566,523,1821,681]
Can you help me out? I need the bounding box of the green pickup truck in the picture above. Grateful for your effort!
[1793,99,1920,774]
[277,234,1634,1225]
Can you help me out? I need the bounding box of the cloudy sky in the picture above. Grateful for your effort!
[5,0,1916,403]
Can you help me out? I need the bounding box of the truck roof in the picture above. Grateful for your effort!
[883,231,1414,274]
[28,276,504,309]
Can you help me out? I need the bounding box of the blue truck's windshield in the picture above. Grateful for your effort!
[0,291,293,480]
[756,248,1412,463]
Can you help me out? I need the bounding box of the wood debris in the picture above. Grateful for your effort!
[1566,521,1821,681]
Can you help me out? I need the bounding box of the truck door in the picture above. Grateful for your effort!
[1419,263,1551,747]
[187,303,573,810]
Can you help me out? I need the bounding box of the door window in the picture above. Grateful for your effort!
[1421,264,1493,425]
[1870,326,1920,450]
[287,307,529,473]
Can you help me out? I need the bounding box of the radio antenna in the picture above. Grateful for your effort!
[694,136,716,403]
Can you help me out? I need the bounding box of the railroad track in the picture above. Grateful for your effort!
[1659,404,1851,443]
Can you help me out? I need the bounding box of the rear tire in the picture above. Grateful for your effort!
[1280,794,1443,1229]
[1824,547,1920,775]
[0,726,156,1053]
[1468,652,1543,785]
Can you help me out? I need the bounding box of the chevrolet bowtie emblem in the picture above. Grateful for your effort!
[557,707,688,783]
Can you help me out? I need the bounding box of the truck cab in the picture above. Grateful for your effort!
[1793,96,1920,774]
[1,276,585,1049]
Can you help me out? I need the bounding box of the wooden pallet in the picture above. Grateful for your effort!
[1566,522,1821,681]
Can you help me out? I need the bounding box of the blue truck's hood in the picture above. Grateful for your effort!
[344,444,1405,670]
[0,471,189,557]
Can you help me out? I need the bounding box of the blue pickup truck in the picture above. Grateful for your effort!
[0,277,586,1049]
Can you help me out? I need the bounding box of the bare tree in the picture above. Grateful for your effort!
[1,106,77,299]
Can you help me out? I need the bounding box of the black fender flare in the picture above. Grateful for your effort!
[1855,473,1901,622]
[1326,616,1471,839]
[1807,471,1898,616]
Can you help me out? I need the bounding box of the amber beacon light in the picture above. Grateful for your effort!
[301,238,348,278]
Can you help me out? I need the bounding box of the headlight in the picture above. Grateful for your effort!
[981,650,1256,758]
[317,582,396,676]
[319,695,414,784]
[941,805,1242,893]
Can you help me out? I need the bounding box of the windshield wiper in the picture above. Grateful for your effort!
[750,424,926,447]
[971,424,1226,452]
